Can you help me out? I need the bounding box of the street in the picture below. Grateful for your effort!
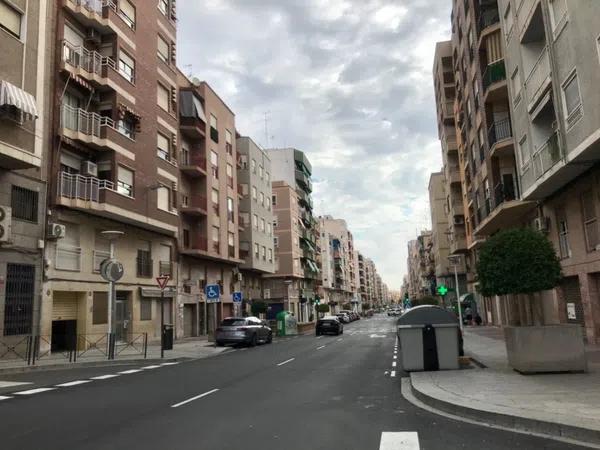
[0,316,582,450]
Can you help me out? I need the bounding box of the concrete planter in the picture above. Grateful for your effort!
[504,325,587,373]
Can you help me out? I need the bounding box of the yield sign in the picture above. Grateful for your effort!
[156,275,170,291]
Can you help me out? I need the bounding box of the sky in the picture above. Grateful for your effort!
[178,0,452,290]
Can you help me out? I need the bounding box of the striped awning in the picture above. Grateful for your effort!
[0,80,38,119]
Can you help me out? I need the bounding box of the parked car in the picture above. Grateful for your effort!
[316,316,344,336]
[339,310,356,321]
[388,308,402,317]
[336,312,351,323]
[215,316,272,347]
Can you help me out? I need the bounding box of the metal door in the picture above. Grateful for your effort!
[183,304,194,337]
[561,276,585,327]
[115,292,130,342]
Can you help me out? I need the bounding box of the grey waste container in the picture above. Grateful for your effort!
[162,324,174,350]
[396,305,460,371]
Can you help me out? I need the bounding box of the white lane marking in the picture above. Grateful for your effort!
[393,355,397,360]
[239,348,248,351]
[0,381,32,388]
[379,432,420,450]
[91,374,120,380]
[277,358,295,366]
[317,345,326,350]
[171,388,219,408]
[142,365,161,370]
[0,395,12,400]
[55,380,93,387]
[391,371,396,378]
[392,362,397,368]
[119,369,142,374]
[337,338,343,342]
[160,362,180,366]
[316,336,323,340]
[14,387,56,395]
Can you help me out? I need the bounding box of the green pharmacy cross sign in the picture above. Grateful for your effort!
[437,285,449,296]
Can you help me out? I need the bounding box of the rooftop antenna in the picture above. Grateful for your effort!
[264,111,271,149]
[183,64,193,78]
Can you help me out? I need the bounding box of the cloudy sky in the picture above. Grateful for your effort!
[178,0,452,289]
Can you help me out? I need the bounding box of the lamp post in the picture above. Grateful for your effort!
[100,230,124,358]
[448,255,463,332]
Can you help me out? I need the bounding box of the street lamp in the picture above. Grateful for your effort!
[101,230,124,354]
[447,254,463,332]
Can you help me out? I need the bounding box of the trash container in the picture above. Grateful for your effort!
[275,311,298,337]
[396,305,460,371]
[162,324,174,350]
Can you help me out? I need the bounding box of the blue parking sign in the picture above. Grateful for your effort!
[205,284,221,303]
[232,292,243,303]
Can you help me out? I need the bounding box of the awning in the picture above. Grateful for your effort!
[459,293,474,304]
[140,287,176,298]
[306,260,319,273]
[0,80,38,119]
[180,90,207,122]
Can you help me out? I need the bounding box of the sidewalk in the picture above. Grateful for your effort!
[0,337,231,374]
[409,326,600,446]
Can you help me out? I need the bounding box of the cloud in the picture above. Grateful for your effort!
[178,0,452,289]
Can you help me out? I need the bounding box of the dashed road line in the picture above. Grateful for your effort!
[393,355,397,359]
[160,362,180,366]
[119,369,143,374]
[171,388,219,408]
[91,374,120,380]
[0,395,12,400]
[392,361,397,368]
[337,338,343,342]
[14,388,56,395]
[316,345,326,350]
[277,358,295,366]
[391,371,396,378]
[141,365,161,370]
[0,381,32,388]
[55,380,93,387]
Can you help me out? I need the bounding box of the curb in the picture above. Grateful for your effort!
[409,376,600,446]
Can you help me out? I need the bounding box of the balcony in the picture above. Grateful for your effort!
[60,104,134,154]
[449,232,468,255]
[445,164,461,185]
[180,196,207,216]
[180,116,206,140]
[530,131,563,185]
[294,149,312,176]
[477,7,500,47]
[488,117,514,158]
[295,169,312,193]
[180,234,208,257]
[482,60,507,103]
[159,261,172,277]
[524,47,551,113]
[442,101,454,124]
[63,0,135,42]
[296,188,313,210]
[475,183,536,236]
[180,155,207,178]
[61,41,133,98]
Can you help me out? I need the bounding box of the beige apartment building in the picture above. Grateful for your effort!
[177,75,243,337]
[0,0,50,340]
[406,231,434,301]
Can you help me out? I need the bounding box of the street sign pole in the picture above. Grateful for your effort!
[214,303,218,348]
[160,289,164,359]
[454,263,463,333]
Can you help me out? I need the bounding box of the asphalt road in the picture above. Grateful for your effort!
[0,315,582,450]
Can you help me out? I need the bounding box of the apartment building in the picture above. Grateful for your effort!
[265,148,318,321]
[0,0,50,339]
[364,257,376,304]
[357,252,367,302]
[406,231,434,300]
[177,75,242,337]
[428,173,452,298]
[43,0,180,348]
[236,136,275,311]
[497,0,600,342]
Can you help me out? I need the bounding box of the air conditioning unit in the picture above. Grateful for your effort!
[0,206,12,243]
[534,217,549,232]
[263,289,271,299]
[81,161,98,177]
[85,28,101,45]
[47,222,66,240]
[453,216,465,225]
[236,272,243,282]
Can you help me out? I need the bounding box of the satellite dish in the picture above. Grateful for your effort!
[191,77,201,86]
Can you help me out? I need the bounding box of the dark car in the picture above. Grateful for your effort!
[215,316,272,347]
[316,316,344,336]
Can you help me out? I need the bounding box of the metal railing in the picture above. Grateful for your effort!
[525,47,550,104]
[60,104,117,138]
[532,131,562,181]
[482,59,506,91]
[58,171,115,203]
[477,8,500,36]
[62,40,117,77]
[494,182,516,209]
[488,117,512,149]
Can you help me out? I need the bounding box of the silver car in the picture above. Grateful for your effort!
[215,316,273,347]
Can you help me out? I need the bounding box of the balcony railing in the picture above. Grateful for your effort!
[62,41,117,77]
[228,245,235,258]
[532,131,562,181]
[159,261,172,277]
[477,8,500,36]
[525,47,550,105]
[482,59,506,92]
[60,104,132,141]
[58,171,115,203]
[488,117,512,148]
[69,0,114,15]
[493,182,516,210]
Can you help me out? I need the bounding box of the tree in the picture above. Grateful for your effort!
[362,303,371,310]
[316,304,330,314]
[251,301,268,316]
[413,296,439,306]
[342,303,351,310]
[477,228,562,324]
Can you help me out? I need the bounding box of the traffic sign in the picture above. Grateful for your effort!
[156,275,170,291]
[100,259,124,282]
[232,292,243,303]
[205,284,221,303]
[437,285,448,296]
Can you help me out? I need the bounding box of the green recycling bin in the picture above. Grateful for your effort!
[276,311,298,337]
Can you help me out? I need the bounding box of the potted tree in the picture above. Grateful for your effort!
[477,228,586,373]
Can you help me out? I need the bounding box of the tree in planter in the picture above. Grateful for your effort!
[477,228,562,325]
[316,304,330,316]
[342,303,352,310]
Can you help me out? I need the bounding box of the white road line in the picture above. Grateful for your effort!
[392,362,397,368]
[239,348,248,351]
[337,338,343,342]
[0,381,32,388]
[160,362,179,366]
[316,336,323,340]
[316,345,326,350]
[277,358,295,366]
[14,387,56,395]
[55,380,93,387]
[118,369,142,374]
[393,355,397,359]
[171,388,219,408]
[391,371,396,378]
[0,395,12,400]
[141,365,161,370]
[379,432,420,450]
[91,374,120,380]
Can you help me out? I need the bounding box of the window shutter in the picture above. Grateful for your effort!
[171,0,177,20]
[170,41,176,64]
[171,132,177,153]
[171,86,177,111]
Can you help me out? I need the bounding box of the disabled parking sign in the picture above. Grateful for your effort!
[205,284,221,303]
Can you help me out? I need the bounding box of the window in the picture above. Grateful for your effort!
[157,35,170,63]
[259,165,263,179]
[251,159,256,174]
[260,218,265,232]
[157,133,170,160]
[267,222,272,236]
[273,217,278,227]
[265,171,270,183]
[262,246,266,260]
[518,135,530,166]
[272,194,277,206]
[11,186,38,222]
[511,67,522,105]
[212,226,220,251]
[253,214,258,229]
[92,292,108,325]
[119,0,135,28]
[582,190,599,251]
[268,248,273,262]
[556,209,570,259]
[117,117,135,139]
[140,299,152,321]
[0,1,21,38]
[3,264,34,336]
[210,114,218,142]
[117,166,134,197]
[158,0,169,16]
[274,236,279,247]
[562,71,582,126]
[503,3,514,39]
[266,197,271,209]
[118,51,135,83]
[549,0,567,32]
[260,192,265,206]
[157,186,170,211]
[225,130,232,154]
[137,243,152,278]
[228,232,235,256]
[157,83,170,112]
[254,243,259,258]
[252,186,257,201]
[226,163,233,187]
[227,196,234,222]
[211,150,219,178]
[212,188,219,215]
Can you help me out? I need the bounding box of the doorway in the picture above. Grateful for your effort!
[115,292,131,342]
[51,320,77,352]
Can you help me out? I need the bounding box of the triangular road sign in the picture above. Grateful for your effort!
[156,275,170,290]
